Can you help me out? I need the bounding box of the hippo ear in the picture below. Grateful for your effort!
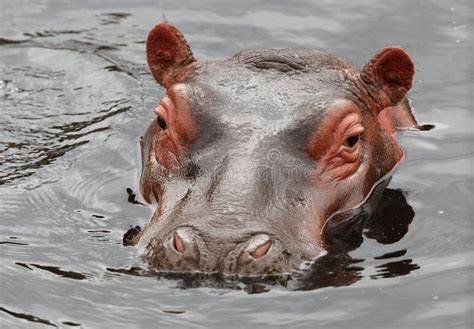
[361,47,414,106]
[146,23,196,88]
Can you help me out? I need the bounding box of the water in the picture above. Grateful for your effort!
[1,0,472,327]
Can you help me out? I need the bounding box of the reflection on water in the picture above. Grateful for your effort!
[292,188,418,290]
[15,262,89,281]
[1,0,472,328]
[0,307,61,328]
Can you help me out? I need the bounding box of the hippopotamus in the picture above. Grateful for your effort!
[125,22,418,276]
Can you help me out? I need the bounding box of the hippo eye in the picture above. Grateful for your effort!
[157,115,167,130]
[344,134,360,148]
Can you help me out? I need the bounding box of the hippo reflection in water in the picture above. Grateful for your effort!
[124,23,419,276]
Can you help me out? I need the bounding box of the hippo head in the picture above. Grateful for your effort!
[134,23,415,275]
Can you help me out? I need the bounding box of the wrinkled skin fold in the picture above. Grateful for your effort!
[127,22,419,276]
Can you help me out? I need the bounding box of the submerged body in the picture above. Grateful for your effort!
[127,23,418,275]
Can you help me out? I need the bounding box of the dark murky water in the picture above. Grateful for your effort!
[1,0,472,327]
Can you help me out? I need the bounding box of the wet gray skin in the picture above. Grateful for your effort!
[135,26,414,275]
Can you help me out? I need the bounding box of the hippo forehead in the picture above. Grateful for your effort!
[186,49,359,130]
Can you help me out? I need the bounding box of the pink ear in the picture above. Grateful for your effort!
[361,47,414,106]
[146,23,195,88]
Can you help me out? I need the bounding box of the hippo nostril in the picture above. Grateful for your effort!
[173,232,186,253]
[250,240,272,259]
[238,234,273,267]
[161,227,209,271]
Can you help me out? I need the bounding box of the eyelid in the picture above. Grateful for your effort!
[336,111,360,130]
[344,123,365,138]
[334,113,364,143]
[339,122,364,155]
[154,104,168,122]
[154,96,175,128]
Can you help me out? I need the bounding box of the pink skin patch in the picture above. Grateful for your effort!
[306,100,365,181]
[146,23,196,88]
[378,102,418,133]
[150,84,198,169]
[250,240,272,259]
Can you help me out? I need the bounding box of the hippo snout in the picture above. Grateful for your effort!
[144,227,291,275]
